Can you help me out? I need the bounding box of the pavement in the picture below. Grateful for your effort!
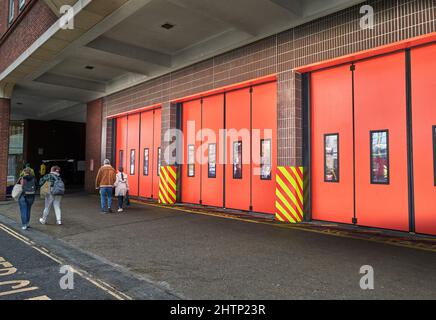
[0,191,436,299]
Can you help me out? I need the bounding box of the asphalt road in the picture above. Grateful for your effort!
[0,225,116,300]
[1,193,436,299]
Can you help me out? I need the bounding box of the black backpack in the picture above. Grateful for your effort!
[22,177,36,195]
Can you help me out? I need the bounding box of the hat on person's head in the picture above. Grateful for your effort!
[104,159,111,165]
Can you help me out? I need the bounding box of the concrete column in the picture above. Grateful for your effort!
[0,98,11,201]
[84,98,103,193]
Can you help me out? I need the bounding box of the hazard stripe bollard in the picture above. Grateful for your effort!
[158,166,177,205]
[275,167,304,223]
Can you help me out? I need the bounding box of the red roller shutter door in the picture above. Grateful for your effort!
[225,88,251,211]
[251,82,277,214]
[311,65,354,224]
[201,94,224,207]
[182,99,202,204]
[411,43,436,235]
[127,114,140,197]
[354,52,409,231]
[153,109,162,199]
[139,110,154,199]
[116,116,128,171]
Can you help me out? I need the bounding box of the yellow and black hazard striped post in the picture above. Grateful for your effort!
[158,166,177,205]
[275,167,304,223]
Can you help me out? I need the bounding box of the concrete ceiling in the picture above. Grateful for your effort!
[8,0,365,122]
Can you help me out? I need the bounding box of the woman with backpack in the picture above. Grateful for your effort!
[114,167,129,213]
[17,168,36,230]
[39,166,65,226]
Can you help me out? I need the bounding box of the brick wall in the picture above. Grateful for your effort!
[0,98,10,200]
[103,0,436,166]
[0,0,56,74]
[105,118,113,162]
[85,99,103,193]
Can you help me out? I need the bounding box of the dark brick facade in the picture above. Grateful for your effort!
[85,99,103,193]
[103,0,436,167]
[0,0,56,74]
[0,98,10,200]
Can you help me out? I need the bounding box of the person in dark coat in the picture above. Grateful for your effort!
[18,168,36,230]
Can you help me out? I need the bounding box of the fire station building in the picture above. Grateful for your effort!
[0,0,435,234]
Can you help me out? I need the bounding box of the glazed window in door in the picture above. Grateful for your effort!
[233,141,243,179]
[130,150,136,175]
[260,139,272,180]
[324,134,339,183]
[370,130,389,185]
[157,147,162,176]
[208,144,217,178]
[143,148,149,176]
[119,150,124,168]
[188,145,195,177]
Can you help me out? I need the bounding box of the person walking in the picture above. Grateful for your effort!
[95,159,116,214]
[114,167,129,213]
[17,168,36,230]
[39,162,47,180]
[39,166,65,226]
[20,163,35,177]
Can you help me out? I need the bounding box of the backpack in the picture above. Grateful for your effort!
[22,177,36,195]
[51,175,65,196]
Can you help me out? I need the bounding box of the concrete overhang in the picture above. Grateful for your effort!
[0,0,365,121]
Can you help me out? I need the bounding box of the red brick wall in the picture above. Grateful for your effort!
[0,98,10,201]
[104,0,436,167]
[0,0,56,74]
[85,99,103,193]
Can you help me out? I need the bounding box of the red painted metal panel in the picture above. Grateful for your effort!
[251,82,277,214]
[354,52,409,231]
[127,113,140,197]
[172,75,276,104]
[139,111,154,198]
[411,43,436,235]
[116,116,128,172]
[201,94,224,207]
[311,65,354,224]
[225,88,251,211]
[153,109,162,199]
[296,32,436,74]
[182,99,202,204]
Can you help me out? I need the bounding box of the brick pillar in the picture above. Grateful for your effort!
[85,98,103,193]
[0,99,10,201]
[275,70,305,223]
[277,70,303,167]
[160,101,178,166]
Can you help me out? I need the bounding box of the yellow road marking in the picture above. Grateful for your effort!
[26,295,51,300]
[131,199,436,253]
[0,223,132,300]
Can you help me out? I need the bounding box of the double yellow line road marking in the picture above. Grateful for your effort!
[0,223,132,300]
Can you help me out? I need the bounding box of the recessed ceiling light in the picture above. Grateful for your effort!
[85,65,95,70]
[161,23,175,30]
